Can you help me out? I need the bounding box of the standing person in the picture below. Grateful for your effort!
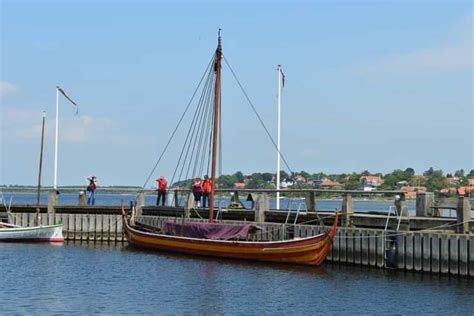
[86,176,97,205]
[202,176,212,208]
[156,176,168,206]
[192,177,203,208]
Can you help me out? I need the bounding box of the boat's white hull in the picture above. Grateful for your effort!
[0,223,64,243]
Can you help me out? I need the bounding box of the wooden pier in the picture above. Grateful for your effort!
[1,188,472,277]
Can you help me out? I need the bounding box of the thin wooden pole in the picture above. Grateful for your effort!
[209,31,222,223]
[36,111,46,225]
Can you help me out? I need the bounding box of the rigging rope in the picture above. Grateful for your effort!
[182,78,212,181]
[171,59,215,186]
[195,82,214,177]
[142,54,215,190]
[190,76,215,178]
[223,55,294,176]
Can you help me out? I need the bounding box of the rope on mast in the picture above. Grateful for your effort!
[222,55,294,176]
[171,58,216,187]
[142,54,215,190]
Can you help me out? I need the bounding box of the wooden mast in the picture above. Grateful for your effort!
[209,31,222,223]
[35,111,46,225]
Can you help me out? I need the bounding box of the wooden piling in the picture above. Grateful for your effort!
[416,192,435,217]
[440,234,450,274]
[341,194,353,227]
[329,230,337,262]
[459,235,468,276]
[254,193,268,224]
[369,231,376,267]
[339,228,347,264]
[397,234,405,270]
[47,190,57,214]
[470,235,474,277]
[405,233,414,271]
[450,235,459,275]
[414,233,422,271]
[306,192,315,212]
[354,229,362,265]
[456,197,471,234]
[376,231,384,268]
[346,229,354,264]
[361,230,369,265]
[431,234,440,274]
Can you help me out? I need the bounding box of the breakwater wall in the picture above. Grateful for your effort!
[6,212,125,242]
[3,211,472,277]
[136,215,473,277]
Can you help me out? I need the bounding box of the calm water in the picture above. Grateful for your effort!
[1,242,472,315]
[1,191,418,214]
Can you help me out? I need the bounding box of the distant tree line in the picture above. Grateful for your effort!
[3,168,473,193]
[170,168,474,192]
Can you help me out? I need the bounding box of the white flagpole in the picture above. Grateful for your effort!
[276,65,282,210]
[53,86,59,190]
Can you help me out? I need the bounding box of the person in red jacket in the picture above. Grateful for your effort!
[192,177,203,208]
[156,176,168,206]
[202,176,212,208]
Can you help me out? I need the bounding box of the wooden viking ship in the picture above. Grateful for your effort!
[122,32,338,265]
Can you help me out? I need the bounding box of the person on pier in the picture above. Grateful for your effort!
[86,176,97,205]
[156,176,168,206]
[192,177,203,208]
[202,176,212,208]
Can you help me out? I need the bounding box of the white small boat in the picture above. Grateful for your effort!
[0,222,64,243]
[0,112,64,243]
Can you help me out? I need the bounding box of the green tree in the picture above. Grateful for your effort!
[261,172,274,182]
[424,169,448,192]
[343,173,361,190]
[405,168,415,176]
[423,167,435,177]
[381,169,414,189]
[299,171,310,180]
[279,170,290,180]
[454,169,465,177]
[311,172,327,180]
[233,171,244,182]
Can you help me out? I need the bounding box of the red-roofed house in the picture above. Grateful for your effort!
[233,182,246,189]
[447,177,461,185]
[400,186,427,199]
[456,186,474,196]
[293,175,307,184]
[319,178,342,189]
[360,175,383,187]
[359,175,383,191]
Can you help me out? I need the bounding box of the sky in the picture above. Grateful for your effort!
[1,0,473,187]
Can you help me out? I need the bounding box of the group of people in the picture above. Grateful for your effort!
[84,175,215,208]
[191,176,212,208]
[155,175,212,208]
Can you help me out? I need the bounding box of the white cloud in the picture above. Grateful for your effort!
[351,45,472,76]
[2,108,113,144]
[0,81,18,95]
[60,115,113,143]
[348,12,473,76]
